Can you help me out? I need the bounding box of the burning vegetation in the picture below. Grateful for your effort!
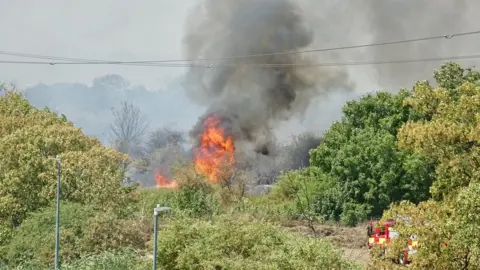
[154,168,178,188]
[151,115,236,188]
[181,0,350,187]
[143,0,345,189]
[193,114,235,184]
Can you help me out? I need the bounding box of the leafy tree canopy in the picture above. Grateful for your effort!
[304,85,436,222]
[399,63,480,199]
[373,63,480,269]
[277,62,477,225]
[0,90,136,246]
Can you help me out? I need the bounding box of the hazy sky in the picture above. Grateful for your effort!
[1,0,479,92]
[0,0,195,89]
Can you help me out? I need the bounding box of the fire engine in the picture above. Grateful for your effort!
[367,219,419,264]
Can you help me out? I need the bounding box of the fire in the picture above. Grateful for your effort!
[194,115,235,183]
[154,169,178,188]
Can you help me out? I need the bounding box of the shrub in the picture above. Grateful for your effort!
[0,90,135,243]
[312,183,345,222]
[136,188,177,218]
[3,203,150,268]
[155,216,361,270]
[171,160,219,217]
[61,249,148,270]
[4,249,148,270]
[135,163,219,219]
[232,195,296,224]
[339,202,371,227]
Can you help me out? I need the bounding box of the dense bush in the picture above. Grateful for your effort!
[4,249,148,270]
[60,248,149,270]
[274,168,369,226]
[156,216,361,270]
[0,90,137,247]
[2,203,150,268]
[135,188,177,217]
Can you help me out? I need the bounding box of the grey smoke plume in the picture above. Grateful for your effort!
[253,132,322,185]
[127,127,190,187]
[298,0,480,92]
[364,0,480,90]
[184,0,352,158]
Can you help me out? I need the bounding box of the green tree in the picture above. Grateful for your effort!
[0,90,136,246]
[373,63,480,269]
[375,183,480,269]
[306,89,435,222]
[398,64,480,199]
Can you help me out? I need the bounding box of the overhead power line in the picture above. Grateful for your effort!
[0,29,479,65]
[1,54,479,68]
[0,60,193,67]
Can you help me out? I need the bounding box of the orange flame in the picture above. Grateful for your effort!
[194,115,235,183]
[154,169,178,188]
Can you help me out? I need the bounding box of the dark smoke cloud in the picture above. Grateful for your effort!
[184,0,352,157]
[181,0,480,185]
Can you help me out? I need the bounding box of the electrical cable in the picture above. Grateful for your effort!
[0,29,479,65]
[0,54,479,68]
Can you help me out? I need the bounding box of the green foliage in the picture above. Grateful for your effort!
[289,169,324,233]
[156,216,360,270]
[231,195,296,223]
[3,203,93,266]
[399,68,480,199]
[312,182,344,222]
[271,170,305,199]
[2,203,150,268]
[340,90,415,134]
[433,62,480,92]
[174,186,218,217]
[171,160,219,217]
[277,62,477,227]
[372,63,480,268]
[61,249,148,270]
[135,188,177,217]
[134,163,219,219]
[5,249,148,270]
[272,88,435,226]
[274,169,334,222]
[312,92,436,216]
[0,90,136,242]
[275,168,371,227]
[314,125,433,216]
[339,202,370,227]
[375,183,480,269]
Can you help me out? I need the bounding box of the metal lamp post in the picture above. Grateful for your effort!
[54,156,61,270]
[152,204,171,270]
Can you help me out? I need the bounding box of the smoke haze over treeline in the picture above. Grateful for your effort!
[9,0,480,186]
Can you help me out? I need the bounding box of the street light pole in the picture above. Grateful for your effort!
[54,156,61,270]
[153,204,171,270]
